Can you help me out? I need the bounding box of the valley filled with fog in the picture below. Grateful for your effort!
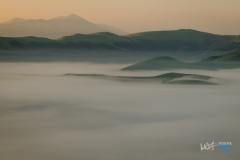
[0,62,239,160]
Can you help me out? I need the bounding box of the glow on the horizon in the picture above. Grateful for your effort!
[0,0,239,35]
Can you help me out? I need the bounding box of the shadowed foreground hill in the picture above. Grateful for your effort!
[122,51,240,71]
[0,29,240,51]
[64,72,218,85]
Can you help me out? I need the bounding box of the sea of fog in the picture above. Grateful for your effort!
[0,62,239,160]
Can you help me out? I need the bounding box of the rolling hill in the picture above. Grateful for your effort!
[122,51,240,71]
[64,72,218,85]
[0,29,240,51]
[200,51,240,62]
[121,56,210,70]
[96,23,127,35]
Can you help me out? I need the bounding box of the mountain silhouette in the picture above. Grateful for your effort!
[2,18,26,24]
[0,14,126,38]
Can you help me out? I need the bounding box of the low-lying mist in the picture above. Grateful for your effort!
[0,62,239,160]
[0,50,227,63]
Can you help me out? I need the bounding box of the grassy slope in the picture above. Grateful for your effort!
[0,36,54,49]
[127,29,215,44]
[55,32,134,50]
[212,51,240,62]
[122,51,240,71]
[122,57,196,70]
[0,29,239,50]
[56,32,132,44]
[199,51,240,62]
[229,35,240,43]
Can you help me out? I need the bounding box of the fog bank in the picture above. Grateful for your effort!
[0,62,239,160]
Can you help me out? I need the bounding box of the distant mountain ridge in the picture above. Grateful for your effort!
[0,29,240,51]
[0,14,127,38]
[2,18,27,24]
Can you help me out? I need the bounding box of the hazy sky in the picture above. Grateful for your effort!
[0,0,240,34]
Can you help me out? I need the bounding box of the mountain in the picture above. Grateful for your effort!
[64,72,218,85]
[0,14,126,38]
[122,51,240,71]
[96,23,127,35]
[2,18,26,24]
[0,29,240,52]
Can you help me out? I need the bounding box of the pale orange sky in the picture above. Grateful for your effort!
[0,0,240,35]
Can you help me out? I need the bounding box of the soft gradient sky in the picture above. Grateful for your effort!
[0,0,240,35]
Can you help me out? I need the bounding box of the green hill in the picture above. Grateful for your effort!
[199,51,240,63]
[122,51,240,71]
[0,29,240,51]
[57,32,131,44]
[127,29,209,44]
[127,29,239,51]
[55,32,134,50]
[0,36,54,49]
[121,56,204,70]
[121,56,189,70]
[211,51,240,62]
